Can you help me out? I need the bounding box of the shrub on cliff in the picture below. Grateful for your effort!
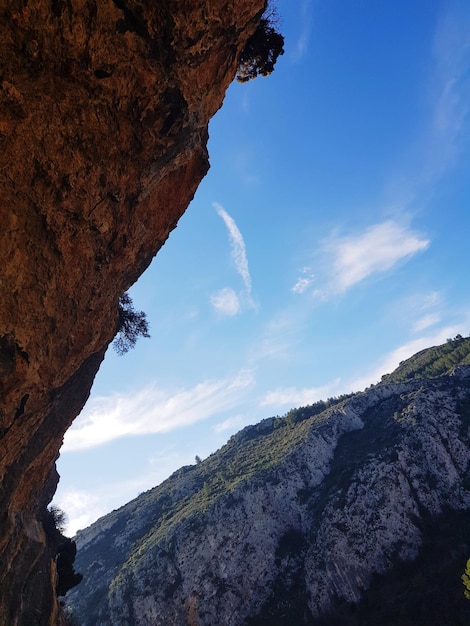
[45,504,68,534]
[237,5,284,82]
[43,507,83,597]
[113,292,150,355]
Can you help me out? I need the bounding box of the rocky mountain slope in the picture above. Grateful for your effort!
[0,1,266,623]
[68,337,470,625]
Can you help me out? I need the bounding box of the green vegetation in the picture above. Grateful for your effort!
[43,506,82,598]
[76,401,350,608]
[380,335,470,385]
[46,504,68,534]
[113,292,150,355]
[462,559,470,600]
[126,397,357,549]
[283,394,354,427]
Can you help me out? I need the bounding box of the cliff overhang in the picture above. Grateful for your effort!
[0,1,266,623]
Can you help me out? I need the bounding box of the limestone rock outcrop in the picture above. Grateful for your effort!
[0,1,265,623]
[68,343,470,625]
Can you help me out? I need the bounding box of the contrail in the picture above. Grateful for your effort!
[213,202,253,301]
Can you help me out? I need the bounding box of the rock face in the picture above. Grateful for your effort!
[0,1,265,624]
[68,340,470,625]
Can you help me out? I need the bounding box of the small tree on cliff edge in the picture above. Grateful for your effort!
[113,292,150,355]
[47,505,68,534]
[43,507,83,597]
[236,4,284,82]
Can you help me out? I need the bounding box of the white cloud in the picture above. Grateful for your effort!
[213,202,256,310]
[210,287,241,316]
[292,266,315,294]
[62,370,255,452]
[327,220,429,293]
[427,2,470,177]
[388,290,443,335]
[214,203,251,291]
[420,291,441,309]
[292,0,314,62]
[52,488,106,537]
[249,311,302,364]
[292,277,312,294]
[260,378,341,408]
[214,415,246,434]
[383,4,470,218]
[348,324,466,392]
[412,313,441,333]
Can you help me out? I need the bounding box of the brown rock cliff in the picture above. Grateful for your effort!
[0,1,265,623]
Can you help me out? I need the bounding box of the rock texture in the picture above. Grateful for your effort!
[68,341,470,625]
[0,1,265,624]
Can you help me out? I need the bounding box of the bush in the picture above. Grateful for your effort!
[237,5,284,82]
[42,506,83,597]
[46,505,68,534]
[113,292,150,355]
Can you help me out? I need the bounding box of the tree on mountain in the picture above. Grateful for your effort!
[113,292,150,355]
[236,4,284,82]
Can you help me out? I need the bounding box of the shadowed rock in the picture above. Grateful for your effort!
[0,1,266,623]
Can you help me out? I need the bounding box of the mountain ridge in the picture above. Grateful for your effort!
[67,337,470,625]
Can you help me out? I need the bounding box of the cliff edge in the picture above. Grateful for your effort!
[0,1,265,623]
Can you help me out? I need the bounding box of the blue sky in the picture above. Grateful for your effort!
[54,0,470,535]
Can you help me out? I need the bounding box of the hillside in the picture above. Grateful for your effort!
[67,337,470,625]
[380,334,470,384]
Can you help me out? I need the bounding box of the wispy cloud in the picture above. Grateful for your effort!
[291,0,314,62]
[62,370,255,451]
[348,324,466,392]
[213,415,247,434]
[387,290,443,336]
[214,203,252,293]
[260,378,341,408]
[420,291,441,309]
[212,203,256,314]
[289,4,469,306]
[326,220,429,294]
[249,311,303,364]
[293,220,429,298]
[412,313,441,334]
[210,287,241,316]
[426,1,470,178]
[292,266,315,294]
[387,2,470,204]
